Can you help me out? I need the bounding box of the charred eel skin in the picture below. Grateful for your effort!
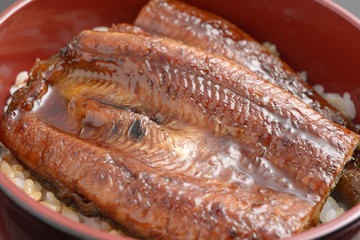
[0,31,359,239]
[134,0,360,206]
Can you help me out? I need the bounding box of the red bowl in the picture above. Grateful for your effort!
[0,0,360,239]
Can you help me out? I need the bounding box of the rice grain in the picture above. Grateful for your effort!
[61,206,80,223]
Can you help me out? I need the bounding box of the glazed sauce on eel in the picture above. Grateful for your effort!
[4,30,359,239]
[31,78,316,205]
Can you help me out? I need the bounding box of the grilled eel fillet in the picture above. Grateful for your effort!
[0,31,358,239]
[134,0,360,207]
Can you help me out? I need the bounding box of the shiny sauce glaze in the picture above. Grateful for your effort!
[134,0,360,208]
[1,30,358,240]
[134,0,355,131]
[35,84,309,201]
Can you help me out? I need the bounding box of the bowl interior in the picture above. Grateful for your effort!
[0,0,360,239]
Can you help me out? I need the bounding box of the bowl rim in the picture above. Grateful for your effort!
[316,0,360,30]
[286,2,360,238]
[0,0,360,239]
[0,0,31,25]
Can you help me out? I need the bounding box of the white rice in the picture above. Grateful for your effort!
[297,71,308,82]
[313,84,356,120]
[320,196,346,223]
[92,26,110,32]
[262,41,280,57]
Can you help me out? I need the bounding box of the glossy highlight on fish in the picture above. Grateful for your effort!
[134,0,355,130]
[0,29,358,240]
[134,0,360,207]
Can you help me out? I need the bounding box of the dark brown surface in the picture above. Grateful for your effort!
[135,0,360,207]
[0,30,358,239]
[0,0,359,240]
[134,0,354,131]
[335,151,360,207]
